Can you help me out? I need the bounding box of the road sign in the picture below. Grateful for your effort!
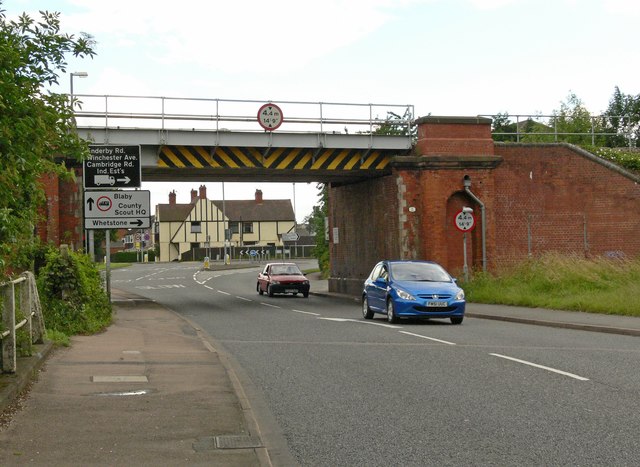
[282,232,299,241]
[257,103,283,131]
[84,145,142,189]
[454,210,476,232]
[84,190,150,229]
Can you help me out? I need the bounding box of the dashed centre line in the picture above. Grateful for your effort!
[399,331,456,345]
[490,353,589,381]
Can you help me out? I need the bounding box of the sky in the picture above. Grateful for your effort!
[6,0,640,222]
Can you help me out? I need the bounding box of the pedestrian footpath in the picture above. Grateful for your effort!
[0,292,271,466]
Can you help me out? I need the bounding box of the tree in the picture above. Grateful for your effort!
[0,3,95,277]
[304,184,329,277]
[602,86,640,147]
[374,108,417,141]
[548,92,605,145]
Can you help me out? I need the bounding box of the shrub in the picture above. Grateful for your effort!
[37,246,112,335]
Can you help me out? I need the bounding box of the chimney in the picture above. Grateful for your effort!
[190,189,198,202]
[169,190,176,205]
[199,184,207,199]
[255,189,263,204]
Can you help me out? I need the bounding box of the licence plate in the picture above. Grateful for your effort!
[427,301,448,307]
[285,289,298,293]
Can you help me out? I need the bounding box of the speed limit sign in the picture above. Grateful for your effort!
[454,210,476,232]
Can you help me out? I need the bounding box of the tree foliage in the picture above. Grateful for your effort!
[304,184,329,278]
[602,86,640,147]
[0,2,95,277]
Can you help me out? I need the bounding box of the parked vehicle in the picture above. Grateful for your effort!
[362,260,465,324]
[257,262,310,298]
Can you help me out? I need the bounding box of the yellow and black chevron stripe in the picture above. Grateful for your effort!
[158,146,392,171]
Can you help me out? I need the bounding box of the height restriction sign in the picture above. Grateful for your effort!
[454,209,476,232]
[257,103,283,131]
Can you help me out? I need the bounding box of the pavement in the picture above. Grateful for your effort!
[1,265,639,466]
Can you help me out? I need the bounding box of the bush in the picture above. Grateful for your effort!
[111,250,155,263]
[37,246,112,335]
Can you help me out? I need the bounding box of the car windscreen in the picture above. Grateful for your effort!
[389,263,451,282]
[270,265,302,275]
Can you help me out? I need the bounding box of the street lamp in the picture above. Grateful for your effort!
[69,71,88,110]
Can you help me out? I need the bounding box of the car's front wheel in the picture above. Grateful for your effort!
[257,283,264,295]
[362,295,374,319]
[451,316,464,325]
[386,299,398,323]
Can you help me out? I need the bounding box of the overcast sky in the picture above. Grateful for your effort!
[7,0,640,221]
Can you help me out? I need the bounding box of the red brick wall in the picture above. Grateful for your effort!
[328,177,400,295]
[416,116,494,157]
[37,170,83,250]
[493,143,640,265]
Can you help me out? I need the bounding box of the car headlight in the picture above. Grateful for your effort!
[303,281,309,285]
[455,289,465,300]
[271,280,280,285]
[396,288,415,301]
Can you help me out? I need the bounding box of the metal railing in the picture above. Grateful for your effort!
[1,272,46,373]
[480,114,637,146]
[72,94,414,137]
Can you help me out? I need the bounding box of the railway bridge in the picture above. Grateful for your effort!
[59,94,640,296]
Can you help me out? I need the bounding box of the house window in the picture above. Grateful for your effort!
[229,222,239,234]
[191,222,201,233]
[243,222,253,234]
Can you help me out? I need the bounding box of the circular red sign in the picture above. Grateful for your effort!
[454,210,476,232]
[96,195,113,212]
[257,103,283,131]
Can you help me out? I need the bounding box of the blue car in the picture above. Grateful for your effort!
[362,260,466,324]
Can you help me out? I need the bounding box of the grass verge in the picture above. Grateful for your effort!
[461,253,640,316]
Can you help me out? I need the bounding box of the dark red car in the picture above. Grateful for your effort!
[257,262,310,298]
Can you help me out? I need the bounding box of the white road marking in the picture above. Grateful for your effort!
[261,302,281,309]
[399,331,457,345]
[217,290,230,295]
[204,285,213,290]
[490,353,590,381]
[292,309,320,316]
[236,296,252,302]
[318,318,401,329]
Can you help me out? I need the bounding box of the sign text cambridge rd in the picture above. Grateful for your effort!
[84,190,151,229]
[84,145,142,189]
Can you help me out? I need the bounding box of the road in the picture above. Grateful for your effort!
[112,261,640,466]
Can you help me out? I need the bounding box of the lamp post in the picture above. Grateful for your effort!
[69,71,88,109]
[70,72,91,255]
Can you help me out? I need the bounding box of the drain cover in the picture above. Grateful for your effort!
[193,435,261,452]
[92,375,148,383]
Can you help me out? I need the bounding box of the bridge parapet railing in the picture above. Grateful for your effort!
[72,94,414,138]
[1,272,46,373]
[480,113,637,147]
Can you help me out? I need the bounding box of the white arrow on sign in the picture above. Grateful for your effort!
[117,176,131,184]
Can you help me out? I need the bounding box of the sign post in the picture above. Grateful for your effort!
[455,208,476,281]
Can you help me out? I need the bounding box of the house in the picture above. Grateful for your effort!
[155,186,296,261]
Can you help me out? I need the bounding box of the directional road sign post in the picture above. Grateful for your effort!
[84,145,142,189]
[84,190,151,229]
